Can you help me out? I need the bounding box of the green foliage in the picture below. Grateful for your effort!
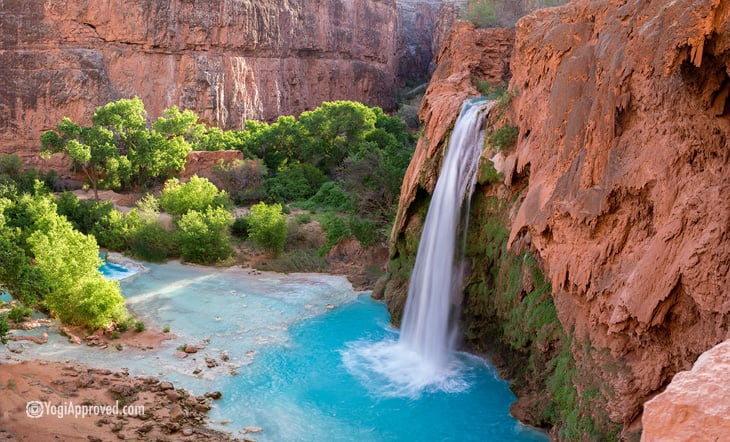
[212,158,267,205]
[177,207,233,264]
[231,216,249,238]
[477,160,503,186]
[461,0,568,28]
[462,0,498,27]
[348,215,380,247]
[128,221,178,262]
[22,193,126,329]
[319,213,350,252]
[490,125,519,151]
[0,154,23,179]
[195,127,248,152]
[265,162,328,203]
[0,315,9,344]
[42,97,195,194]
[8,305,32,323]
[246,202,288,256]
[300,182,353,212]
[163,325,170,333]
[134,320,145,332]
[257,249,328,273]
[295,213,312,224]
[299,101,377,175]
[159,175,230,216]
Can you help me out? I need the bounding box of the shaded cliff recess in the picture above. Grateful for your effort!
[384,0,730,439]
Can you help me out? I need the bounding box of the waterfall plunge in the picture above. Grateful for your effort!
[343,99,495,397]
[399,98,494,368]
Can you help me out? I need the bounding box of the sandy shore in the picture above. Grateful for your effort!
[0,360,238,441]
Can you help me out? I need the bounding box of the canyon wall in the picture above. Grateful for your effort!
[0,0,401,168]
[385,0,730,438]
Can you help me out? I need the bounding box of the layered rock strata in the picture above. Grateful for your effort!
[0,0,399,168]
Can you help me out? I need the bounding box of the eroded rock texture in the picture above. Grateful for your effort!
[641,339,730,441]
[508,0,730,426]
[0,0,400,168]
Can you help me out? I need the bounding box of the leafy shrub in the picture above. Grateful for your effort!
[159,175,230,216]
[212,158,268,205]
[300,182,353,212]
[8,305,32,323]
[265,162,328,203]
[491,125,519,151]
[91,208,139,251]
[462,0,498,27]
[177,207,233,264]
[246,202,287,256]
[320,213,350,251]
[348,216,380,247]
[0,315,9,344]
[231,216,249,238]
[0,154,23,179]
[295,213,312,224]
[134,320,145,332]
[27,202,127,330]
[128,221,178,262]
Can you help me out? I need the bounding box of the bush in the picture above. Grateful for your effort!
[491,125,519,151]
[320,213,350,251]
[177,207,233,264]
[91,208,139,251]
[0,154,23,179]
[300,181,353,212]
[0,315,9,344]
[231,216,249,238]
[212,159,268,205]
[134,320,145,332]
[159,175,230,216]
[246,202,287,256]
[8,305,32,323]
[348,216,380,247]
[265,162,328,203]
[128,221,178,262]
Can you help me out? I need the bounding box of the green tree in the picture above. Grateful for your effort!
[158,175,230,216]
[177,207,233,264]
[246,202,287,256]
[22,193,126,329]
[299,101,377,175]
[40,118,121,201]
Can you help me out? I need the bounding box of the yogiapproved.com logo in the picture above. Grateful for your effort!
[25,401,44,418]
[25,400,144,419]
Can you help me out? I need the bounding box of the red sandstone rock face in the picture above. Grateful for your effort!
[180,150,243,186]
[0,0,400,168]
[392,0,730,434]
[393,21,514,238]
[641,339,730,441]
[507,0,730,427]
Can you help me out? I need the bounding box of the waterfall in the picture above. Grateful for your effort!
[342,98,494,397]
[399,98,494,369]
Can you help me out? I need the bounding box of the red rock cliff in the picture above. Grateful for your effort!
[387,0,730,437]
[0,0,399,168]
[509,0,730,428]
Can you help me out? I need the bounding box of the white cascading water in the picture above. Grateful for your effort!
[399,98,494,368]
[343,98,495,397]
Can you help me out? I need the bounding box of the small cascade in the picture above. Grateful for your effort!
[399,98,494,368]
[343,98,495,397]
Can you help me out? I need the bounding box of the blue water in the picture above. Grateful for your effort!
[216,295,547,441]
[8,261,548,442]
